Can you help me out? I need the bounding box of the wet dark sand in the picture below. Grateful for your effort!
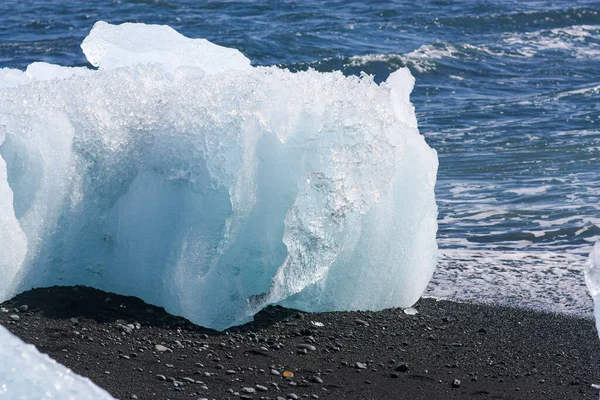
[2,286,600,400]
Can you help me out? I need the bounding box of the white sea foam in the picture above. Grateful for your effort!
[503,24,600,58]
[429,246,593,317]
[505,186,550,196]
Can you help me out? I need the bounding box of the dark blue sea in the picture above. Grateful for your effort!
[1,0,599,315]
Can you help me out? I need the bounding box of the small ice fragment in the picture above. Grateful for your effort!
[0,325,115,399]
[403,307,419,316]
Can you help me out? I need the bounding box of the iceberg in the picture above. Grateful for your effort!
[0,22,438,329]
[586,242,600,336]
[0,325,115,399]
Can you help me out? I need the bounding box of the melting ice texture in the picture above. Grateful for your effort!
[0,22,438,330]
[0,325,115,399]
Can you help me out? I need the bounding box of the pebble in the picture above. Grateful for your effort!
[355,319,370,326]
[9,314,19,321]
[18,305,28,312]
[354,362,367,370]
[226,369,236,375]
[287,394,299,400]
[155,374,166,381]
[395,363,409,372]
[271,369,281,376]
[452,379,461,388]
[309,376,323,384]
[297,344,316,351]
[255,384,268,392]
[154,344,170,352]
[241,387,256,394]
[182,377,195,383]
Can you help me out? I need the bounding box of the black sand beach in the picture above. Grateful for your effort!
[2,286,600,400]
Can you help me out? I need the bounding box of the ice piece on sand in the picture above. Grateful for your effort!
[0,325,115,399]
[586,242,600,336]
[0,22,438,330]
[403,307,419,316]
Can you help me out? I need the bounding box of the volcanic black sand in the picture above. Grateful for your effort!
[2,286,600,400]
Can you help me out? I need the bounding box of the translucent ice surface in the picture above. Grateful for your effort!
[0,22,438,329]
[586,242,600,336]
[0,325,115,399]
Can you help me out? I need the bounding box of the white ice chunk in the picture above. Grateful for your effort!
[0,22,438,330]
[0,325,115,399]
[25,62,92,81]
[81,21,252,74]
[0,68,30,88]
[586,242,600,336]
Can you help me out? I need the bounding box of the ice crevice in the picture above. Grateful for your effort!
[0,21,438,330]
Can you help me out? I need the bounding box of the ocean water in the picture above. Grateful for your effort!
[1,0,598,316]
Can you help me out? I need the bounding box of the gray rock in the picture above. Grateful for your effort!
[241,387,256,394]
[9,314,19,321]
[271,369,281,376]
[395,363,409,372]
[18,305,28,312]
[354,362,367,370]
[451,379,461,388]
[297,344,316,351]
[309,376,323,384]
[255,384,268,392]
[154,344,170,352]
[155,374,166,381]
[287,394,299,400]
[355,319,370,326]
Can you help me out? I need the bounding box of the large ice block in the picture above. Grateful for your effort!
[0,22,438,329]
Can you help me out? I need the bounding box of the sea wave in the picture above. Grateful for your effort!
[503,24,600,58]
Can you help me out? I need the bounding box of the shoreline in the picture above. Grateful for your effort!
[2,285,600,400]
